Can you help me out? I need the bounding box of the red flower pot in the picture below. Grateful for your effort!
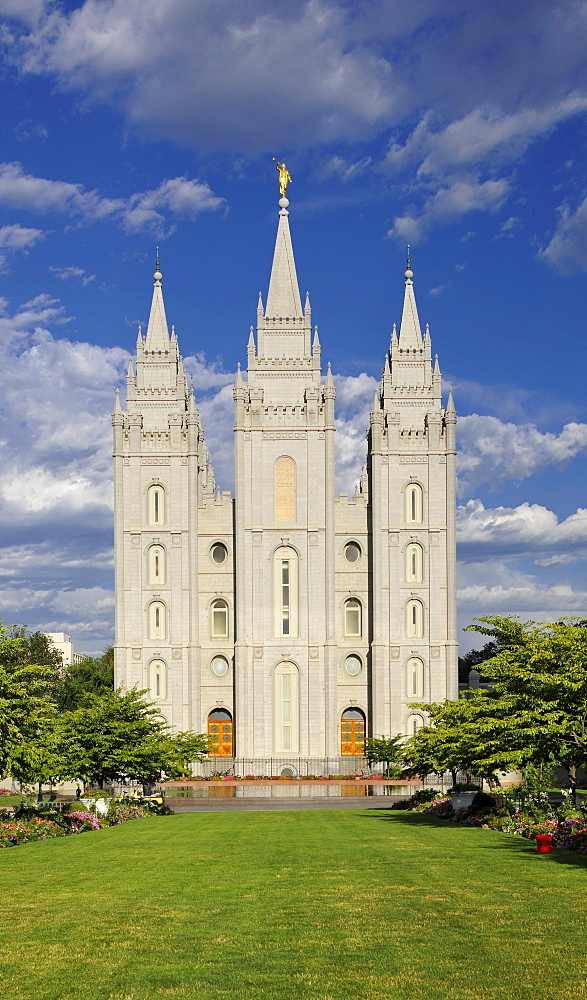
[536,834,553,853]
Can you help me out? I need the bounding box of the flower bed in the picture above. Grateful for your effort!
[0,799,168,849]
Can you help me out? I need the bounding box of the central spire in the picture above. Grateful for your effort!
[265,190,303,319]
[398,252,423,351]
[145,249,170,352]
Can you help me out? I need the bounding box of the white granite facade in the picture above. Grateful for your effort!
[113,201,457,772]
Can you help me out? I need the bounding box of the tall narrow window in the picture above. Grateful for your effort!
[274,662,299,753]
[148,544,166,586]
[275,456,296,523]
[406,483,423,523]
[406,599,424,638]
[406,714,424,736]
[208,709,233,757]
[211,599,229,639]
[344,598,362,637]
[149,659,167,700]
[273,546,298,637]
[148,485,165,525]
[149,601,166,641]
[407,657,424,698]
[341,708,365,755]
[405,542,423,583]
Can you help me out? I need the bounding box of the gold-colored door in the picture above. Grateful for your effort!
[341,719,365,755]
[208,720,233,756]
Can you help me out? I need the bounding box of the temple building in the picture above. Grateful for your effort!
[112,185,458,774]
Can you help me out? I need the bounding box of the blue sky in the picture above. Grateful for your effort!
[1,0,587,655]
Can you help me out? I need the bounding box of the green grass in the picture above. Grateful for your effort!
[0,809,586,1000]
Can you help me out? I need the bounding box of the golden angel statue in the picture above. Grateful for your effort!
[273,159,292,198]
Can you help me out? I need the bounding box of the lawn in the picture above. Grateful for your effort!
[0,809,586,1000]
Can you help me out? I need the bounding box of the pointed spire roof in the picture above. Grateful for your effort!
[145,250,170,352]
[398,250,423,351]
[265,207,303,318]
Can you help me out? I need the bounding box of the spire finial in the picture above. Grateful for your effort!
[154,246,162,284]
[273,158,291,209]
[405,244,413,281]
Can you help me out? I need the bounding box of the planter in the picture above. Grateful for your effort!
[536,834,553,854]
[449,790,478,810]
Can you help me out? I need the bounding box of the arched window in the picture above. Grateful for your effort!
[149,659,167,700]
[275,456,296,523]
[406,657,424,698]
[148,601,166,641]
[405,542,423,583]
[405,483,423,523]
[406,713,424,736]
[211,599,229,639]
[273,546,298,637]
[148,484,165,526]
[406,599,424,638]
[208,709,233,757]
[148,544,166,586]
[274,662,299,753]
[344,598,362,638]
[341,708,365,755]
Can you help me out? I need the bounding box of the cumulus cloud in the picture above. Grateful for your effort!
[0,162,225,235]
[388,175,509,243]
[0,222,45,269]
[457,499,587,561]
[457,414,587,493]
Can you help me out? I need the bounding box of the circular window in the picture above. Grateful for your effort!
[344,654,362,676]
[211,542,228,565]
[211,655,229,677]
[344,542,361,563]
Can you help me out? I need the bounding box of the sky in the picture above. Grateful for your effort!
[1,0,587,656]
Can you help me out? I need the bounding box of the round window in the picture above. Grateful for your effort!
[211,656,229,677]
[211,542,228,565]
[344,542,361,563]
[344,655,362,676]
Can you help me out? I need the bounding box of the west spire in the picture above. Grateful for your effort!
[398,251,423,351]
[145,250,171,352]
[265,203,303,319]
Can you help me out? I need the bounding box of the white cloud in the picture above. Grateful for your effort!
[0,162,225,235]
[457,414,587,493]
[0,222,45,269]
[538,192,587,273]
[457,498,587,560]
[388,175,509,243]
[49,265,95,284]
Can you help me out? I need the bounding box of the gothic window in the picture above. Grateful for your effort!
[148,544,166,586]
[406,657,424,698]
[406,713,424,736]
[148,601,166,641]
[274,662,299,753]
[344,598,362,638]
[211,599,229,639]
[344,654,363,676]
[208,709,233,757]
[406,599,424,638]
[275,456,296,523]
[148,484,165,526]
[273,546,298,637]
[405,542,423,583]
[149,659,167,700]
[406,483,423,523]
[210,655,229,677]
[341,708,365,755]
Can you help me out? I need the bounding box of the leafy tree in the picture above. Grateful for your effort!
[458,640,503,684]
[53,646,114,711]
[364,735,404,776]
[0,624,60,785]
[59,687,208,789]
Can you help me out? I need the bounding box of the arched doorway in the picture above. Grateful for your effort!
[340,708,365,755]
[208,709,233,757]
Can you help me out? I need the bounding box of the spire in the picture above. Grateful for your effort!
[136,325,143,348]
[145,249,170,352]
[265,202,303,318]
[313,326,320,350]
[127,357,134,378]
[398,249,423,351]
[113,388,122,414]
[325,361,334,389]
[235,362,243,388]
[446,388,456,414]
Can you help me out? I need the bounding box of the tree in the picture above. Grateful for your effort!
[464,616,587,798]
[53,646,114,711]
[458,640,503,684]
[59,687,208,789]
[364,736,404,776]
[0,624,60,785]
